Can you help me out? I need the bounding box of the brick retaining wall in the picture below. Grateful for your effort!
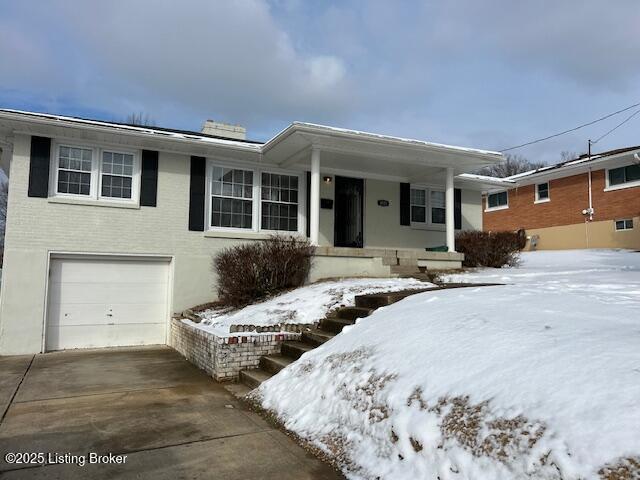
[169,318,300,381]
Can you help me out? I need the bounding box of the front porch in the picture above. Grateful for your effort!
[262,122,504,255]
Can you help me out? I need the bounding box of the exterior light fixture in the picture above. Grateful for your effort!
[323,176,332,184]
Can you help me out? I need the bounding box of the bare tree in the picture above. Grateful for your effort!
[125,112,156,127]
[476,153,546,178]
[560,150,581,162]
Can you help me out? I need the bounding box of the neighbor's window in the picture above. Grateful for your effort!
[536,182,550,202]
[210,167,254,229]
[57,146,92,195]
[609,164,640,186]
[487,191,508,209]
[410,188,426,223]
[261,172,299,231]
[430,190,446,224]
[615,219,633,231]
[101,151,134,199]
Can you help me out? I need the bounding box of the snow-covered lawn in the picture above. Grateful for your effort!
[189,278,431,336]
[254,250,640,480]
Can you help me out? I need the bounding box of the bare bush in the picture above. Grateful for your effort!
[456,230,526,268]
[213,235,314,307]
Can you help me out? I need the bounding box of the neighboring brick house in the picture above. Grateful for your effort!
[483,146,640,250]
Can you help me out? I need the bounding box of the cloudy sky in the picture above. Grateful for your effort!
[1,0,639,163]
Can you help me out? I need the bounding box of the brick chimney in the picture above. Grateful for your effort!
[201,120,246,140]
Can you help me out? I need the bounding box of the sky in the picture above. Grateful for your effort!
[0,0,639,164]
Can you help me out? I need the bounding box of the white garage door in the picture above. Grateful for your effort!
[46,256,170,351]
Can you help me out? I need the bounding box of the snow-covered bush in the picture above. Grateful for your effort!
[455,230,525,268]
[213,235,314,307]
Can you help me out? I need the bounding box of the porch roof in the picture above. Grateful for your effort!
[262,122,503,179]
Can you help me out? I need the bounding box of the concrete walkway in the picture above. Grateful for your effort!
[0,346,343,479]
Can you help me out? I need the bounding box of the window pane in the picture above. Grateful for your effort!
[211,197,252,229]
[488,191,507,208]
[609,167,625,185]
[537,183,549,199]
[626,219,634,229]
[626,164,640,182]
[410,189,425,206]
[616,220,625,230]
[432,207,446,224]
[411,206,426,223]
[430,190,445,208]
[259,173,299,231]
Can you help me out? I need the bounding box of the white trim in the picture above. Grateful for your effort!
[43,251,174,353]
[534,182,550,203]
[205,158,305,236]
[49,140,141,206]
[484,191,509,212]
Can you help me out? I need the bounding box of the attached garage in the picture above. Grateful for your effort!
[45,256,171,351]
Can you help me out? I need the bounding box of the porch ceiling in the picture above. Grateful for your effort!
[262,122,503,178]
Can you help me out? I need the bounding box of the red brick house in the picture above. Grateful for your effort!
[483,146,640,250]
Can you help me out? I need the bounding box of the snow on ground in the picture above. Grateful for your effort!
[254,250,640,480]
[189,278,431,336]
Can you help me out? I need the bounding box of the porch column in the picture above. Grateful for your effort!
[310,147,321,245]
[445,167,455,252]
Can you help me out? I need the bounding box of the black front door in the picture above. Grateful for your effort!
[334,176,364,248]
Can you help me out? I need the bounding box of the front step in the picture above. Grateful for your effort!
[355,288,434,309]
[301,328,336,346]
[281,341,315,360]
[239,369,273,389]
[330,306,374,321]
[320,317,355,334]
[260,354,294,375]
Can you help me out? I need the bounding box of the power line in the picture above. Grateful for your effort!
[591,107,640,144]
[500,101,640,152]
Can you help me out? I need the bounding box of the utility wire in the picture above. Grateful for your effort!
[500,101,640,152]
[591,107,640,144]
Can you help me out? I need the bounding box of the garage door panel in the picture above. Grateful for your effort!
[46,323,166,351]
[46,257,170,351]
[47,302,169,327]
[50,259,169,283]
[49,281,168,306]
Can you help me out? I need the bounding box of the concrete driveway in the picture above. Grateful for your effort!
[0,347,343,479]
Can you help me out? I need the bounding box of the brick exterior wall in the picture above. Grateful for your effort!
[169,318,300,381]
[483,169,640,232]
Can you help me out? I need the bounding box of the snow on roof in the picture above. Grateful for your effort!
[506,145,640,181]
[456,172,516,184]
[290,121,502,157]
[0,108,264,149]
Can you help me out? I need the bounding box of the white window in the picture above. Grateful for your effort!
[101,151,134,199]
[52,143,140,203]
[207,162,303,234]
[608,164,640,187]
[261,172,299,231]
[615,219,633,231]
[410,186,447,227]
[410,188,426,223]
[56,146,92,196]
[210,166,254,229]
[487,191,508,210]
[535,182,550,203]
[430,190,446,224]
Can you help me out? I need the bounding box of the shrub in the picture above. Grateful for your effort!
[213,235,314,307]
[455,229,526,268]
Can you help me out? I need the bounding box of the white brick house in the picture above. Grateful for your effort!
[0,109,505,354]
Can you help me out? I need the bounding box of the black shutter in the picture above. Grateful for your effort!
[454,188,462,230]
[400,182,410,226]
[140,150,158,207]
[188,156,206,231]
[28,136,51,198]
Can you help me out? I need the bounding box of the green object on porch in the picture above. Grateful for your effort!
[425,245,448,252]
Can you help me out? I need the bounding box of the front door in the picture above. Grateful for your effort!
[334,176,364,248]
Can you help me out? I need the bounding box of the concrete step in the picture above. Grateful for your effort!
[320,317,355,334]
[239,369,273,389]
[330,306,374,321]
[355,288,436,309]
[260,354,294,375]
[390,265,421,275]
[301,328,336,347]
[281,341,315,360]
